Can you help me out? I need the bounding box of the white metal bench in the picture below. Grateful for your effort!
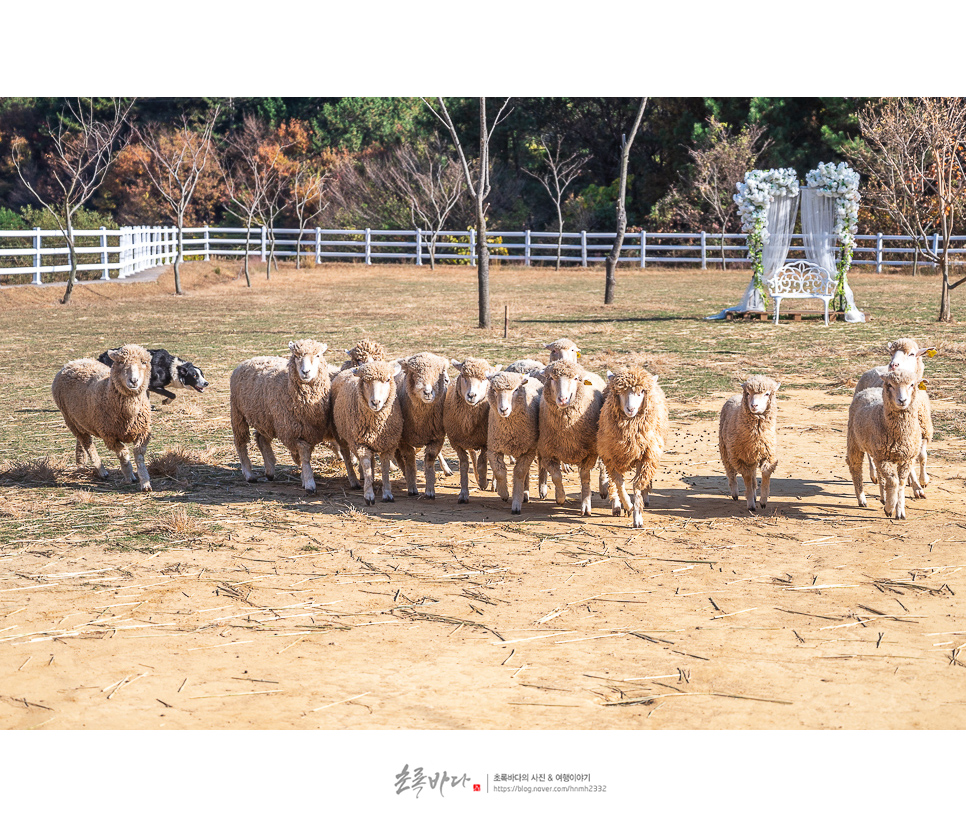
[768,260,836,325]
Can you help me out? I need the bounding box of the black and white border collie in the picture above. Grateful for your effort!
[98,347,209,402]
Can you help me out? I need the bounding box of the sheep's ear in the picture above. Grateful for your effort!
[492,364,502,373]
[606,370,614,380]
[352,366,363,377]
[288,341,297,351]
[772,382,781,392]
[391,361,402,377]
[451,359,463,370]
[520,377,530,386]
[653,375,659,384]
[921,348,938,358]
[107,349,121,362]
[919,380,928,390]
[443,371,450,385]
[318,343,328,355]
[344,349,352,357]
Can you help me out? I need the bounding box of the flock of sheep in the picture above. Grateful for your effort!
[49,336,935,526]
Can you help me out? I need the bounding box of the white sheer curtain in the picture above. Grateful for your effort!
[707,192,800,318]
[801,187,865,323]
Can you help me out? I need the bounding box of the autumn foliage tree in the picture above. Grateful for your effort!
[136,108,220,295]
[850,97,966,322]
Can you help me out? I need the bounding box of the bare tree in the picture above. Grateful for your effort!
[223,155,260,287]
[604,97,647,305]
[290,163,328,270]
[688,117,770,270]
[11,97,133,304]
[381,142,466,269]
[424,97,512,329]
[137,107,220,295]
[849,97,966,322]
[526,135,591,270]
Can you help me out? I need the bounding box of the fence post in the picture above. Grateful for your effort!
[524,229,531,267]
[203,225,210,261]
[470,229,477,267]
[640,230,646,268]
[31,227,42,285]
[875,232,883,274]
[701,231,707,269]
[932,233,940,265]
[260,226,267,262]
[415,229,422,266]
[581,230,587,268]
[99,226,109,280]
[314,227,321,264]
[365,228,372,265]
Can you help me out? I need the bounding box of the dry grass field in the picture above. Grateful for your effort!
[1,261,965,731]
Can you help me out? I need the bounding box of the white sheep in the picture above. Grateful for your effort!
[854,337,935,496]
[331,359,404,506]
[537,359,608,516]
[395,352,451,499]
[718,375,781,512]
[597,368,670,528]
[51,344,153,491]
[229,339,333,495]
[847,367,923,519]
[444,357,499,503]
[486,371,544,514]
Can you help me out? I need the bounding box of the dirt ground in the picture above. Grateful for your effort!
[3,380,964,730]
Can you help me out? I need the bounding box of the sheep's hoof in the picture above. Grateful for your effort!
[758,501,766,509]
[612,506,622,517]
[265,474,274,481]
[747,506,756,513]
[140,483,153,493]
[523,492,530,503]
[408,488,419,497]
[457,495,469,504]
[365,497,375,506]
[382,495,394,503]
[423,492,436,500]
[511,507,521,515]
[731,494,738,501]
[305,487,317,496]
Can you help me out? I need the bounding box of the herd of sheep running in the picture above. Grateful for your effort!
[49,336,935,526]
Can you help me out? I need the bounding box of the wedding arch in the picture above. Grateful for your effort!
[706,162,864,322]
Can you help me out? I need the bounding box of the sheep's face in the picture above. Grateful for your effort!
[458,373,488,406]
[741,377,780,416]
[546,340,580,364]
[887,340,934,375]
[289,341,327,384]
[617,387,647,419]
[362,377,393,413]
[606,370,658,419]
[108,346,151,395]
[882,372,916,411]
[401,355,448,405]
[547,372,582,409]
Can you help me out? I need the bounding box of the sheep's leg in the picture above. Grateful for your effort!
[511,451,536,514]
[423,441,444,499]
[867,454,878,485]
[455,446,473,503]
[338,443,361,489]
[104,439,136,484]
[894,462,911,520]
[741,466,757,512]
[538,458,549,500]
[398,444,419,497]
[522,465,530,504]
[436,454,453,476]
[881,466,900,518]
[132,438,152,493]
[76,434,109,479]
[579,462,593,517]
[846,441,867,508]
[759,458,777,509]
[359,446,376,506]
[631,462,650,528]
[909,438,928,497]
[489,451,509,502]
[380,452,395,503]
[547,459,566,505]
[296,441,316,494]
[723,459,739,501]
[255,433,276,481]
[597,458,610,500]
[609,468,631,516]
[477,447,490,491]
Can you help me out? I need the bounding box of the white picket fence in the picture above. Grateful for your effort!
[1,224,963,286]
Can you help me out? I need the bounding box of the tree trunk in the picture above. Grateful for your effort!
[555,206,564,272]
[174,221,184,295]
[61,218,77,305]
[720,234,728,271]
[939,255,952,322]
[477,205,491,329]
[243,226,252,288]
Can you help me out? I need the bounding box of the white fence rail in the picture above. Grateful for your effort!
[1,225,964,286]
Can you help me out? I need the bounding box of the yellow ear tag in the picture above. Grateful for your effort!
[918,381,928,390]
[926,349,938,357]
[577,351,582,358]
[583,379,592,385]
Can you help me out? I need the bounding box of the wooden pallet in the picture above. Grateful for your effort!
[724,310,872,323]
